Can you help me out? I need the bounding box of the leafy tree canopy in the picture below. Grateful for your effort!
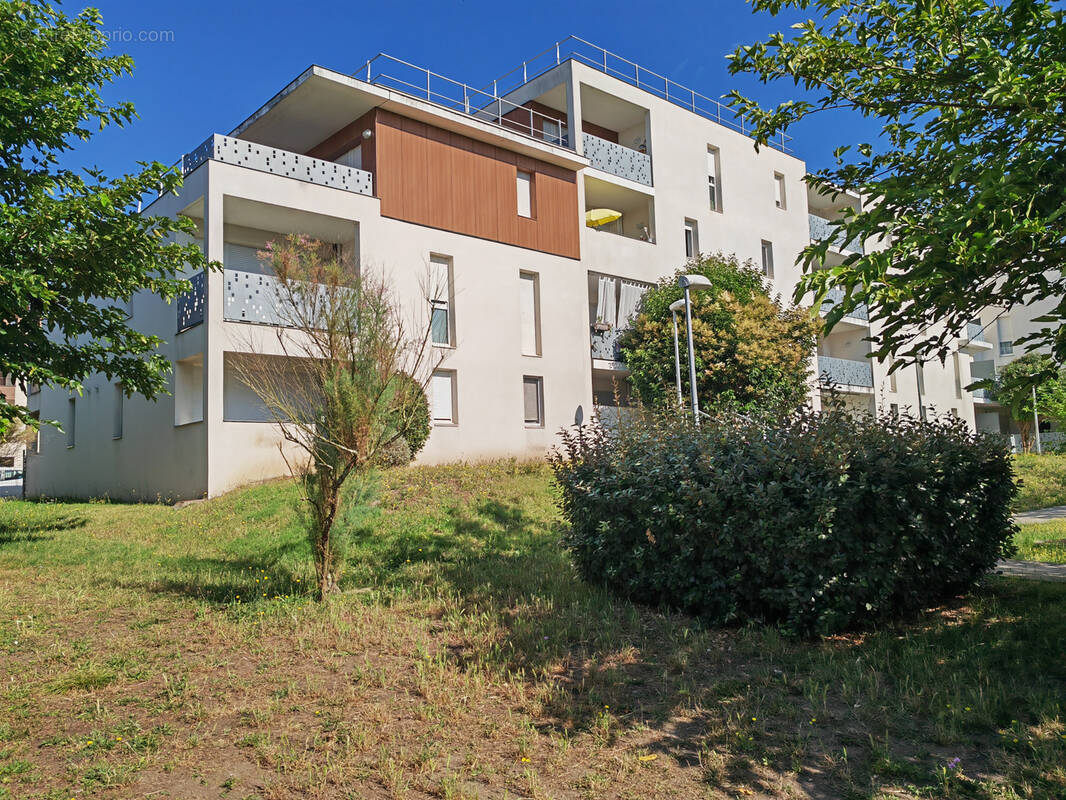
[620,253,821,417]
[0,0,210,433]
[727,0,1066,365]
[973,352,1066,451]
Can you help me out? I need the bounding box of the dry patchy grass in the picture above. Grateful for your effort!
[0,462,1063,799]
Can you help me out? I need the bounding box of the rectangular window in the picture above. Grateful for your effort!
[999,340,1014,356]
[707,147,721,212]
[336,144,362,170]
[684,219,699,258]
[431,370,456,425]
[773,172,787,209]
[996,316,1013,356]
[953,353,963,398]
[519,271,541,356]
[888,360,897,392]
[175,355,204,426]
[523,376,544,426]
[760,240,775,278]
[66,398,76,448]
[890,403,900,418]
[429,255,453,346]
[516,170,532,218]
[113,384,123,440]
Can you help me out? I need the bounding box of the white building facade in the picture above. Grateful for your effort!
[25,37,982,500]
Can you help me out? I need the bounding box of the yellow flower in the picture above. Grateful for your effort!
[520,757,530,762]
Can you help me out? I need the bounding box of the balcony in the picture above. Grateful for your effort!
[176,271,206,333]
[809,214,864,256]
[818,355,874,389]
[583,133,652,186]
[182,134,374,196]
[967,321,985,342]
[820,286,869,322]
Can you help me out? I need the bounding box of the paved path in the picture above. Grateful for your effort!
[1014,505,1066,524]
[996,559,1066,581]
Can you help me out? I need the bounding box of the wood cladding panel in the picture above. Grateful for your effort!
[373,110,579,260]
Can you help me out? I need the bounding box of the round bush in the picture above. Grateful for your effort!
[550,408,1017,636]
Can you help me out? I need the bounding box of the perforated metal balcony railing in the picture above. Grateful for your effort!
[818,355,874,388]
[820,286,869,322]
[809,214,865,256]
[583,133,652,186]
[176,271,206,333]
[181,135,374,195]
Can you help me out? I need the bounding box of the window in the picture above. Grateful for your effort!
[890,403,900,418]
[429,255,454,346]
[66,398,76,448]
[175,355,204,426]
[888,358,898,392]
[999,340,1014,356]
[953,353,963,398]
[431,370,456,425]
[523,376,544,426]
[336,144,362,169]
[684,219,699,258]
[996,316,1013,356]
[773,172,787,209]
[224,242,270,275]
[760,240,775,278]
[707,147,721,212]
[516,170,532,218]
[113,384,123,440]
[519,271,541,356]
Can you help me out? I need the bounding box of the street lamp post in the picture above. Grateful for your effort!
[677,274,712,426]
[669,299,686,410]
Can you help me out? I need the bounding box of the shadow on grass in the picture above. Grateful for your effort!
[0,514,86,544]
[412,498,1066,800]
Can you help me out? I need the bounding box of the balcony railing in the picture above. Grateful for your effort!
[809,214,864,256]
[818,355,874,388]
[590,327,623,361]
[820,286,869,322]
[966,321,986,342]
[182,134,374,196]
[480,36,792,153]
[176,271,206,333]
[582,133,652,186]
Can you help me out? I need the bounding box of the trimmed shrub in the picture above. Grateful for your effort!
[550,408,1017,636]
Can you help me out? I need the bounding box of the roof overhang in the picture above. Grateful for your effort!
[230,66,589,171]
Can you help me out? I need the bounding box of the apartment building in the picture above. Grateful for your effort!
[0,376,28,472]
[25,37,981,501]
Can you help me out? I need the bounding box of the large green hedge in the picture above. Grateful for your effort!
[551,409,1016,636]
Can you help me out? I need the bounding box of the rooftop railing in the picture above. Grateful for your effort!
[481,36,792,153]
[352,53,570,148]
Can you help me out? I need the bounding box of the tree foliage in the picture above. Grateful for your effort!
[972,352,1066,452]
[0,0,210,432]
[620,253,820,416]
[727,0,1066,364]
[234,236,436,600]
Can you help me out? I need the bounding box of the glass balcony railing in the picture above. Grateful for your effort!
[818,355,874,388]
[820,286,869,322]
[809,214,864,256]
[582,133,652,186]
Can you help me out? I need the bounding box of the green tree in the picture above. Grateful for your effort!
[0,0,210,434]
[972,353,1066,452]
[234,236,436,600]
[620,253,820,416]
[727,0,1066,364]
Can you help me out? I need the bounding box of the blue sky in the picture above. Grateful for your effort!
[74,0,877,177]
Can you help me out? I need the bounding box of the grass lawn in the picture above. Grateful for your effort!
[0,463,1064,800]
[1012,453,1066,512]
[1013,521,1066,564]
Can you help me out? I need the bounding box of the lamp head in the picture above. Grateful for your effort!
[678,274,712,290]
[669,299,686,313]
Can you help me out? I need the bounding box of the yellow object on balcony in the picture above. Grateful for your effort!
[585,208,622,228]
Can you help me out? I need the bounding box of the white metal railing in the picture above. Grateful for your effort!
[583,133,652,185]
[481,36,792,154]
[352,53,570,148]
